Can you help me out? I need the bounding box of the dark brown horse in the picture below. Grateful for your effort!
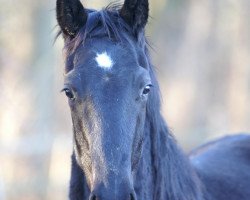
[56,0,250,199]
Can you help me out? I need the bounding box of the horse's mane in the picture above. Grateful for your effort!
[144,48,205,199]
[62,6,205,199]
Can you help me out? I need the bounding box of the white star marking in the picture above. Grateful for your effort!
[95,52,114,69]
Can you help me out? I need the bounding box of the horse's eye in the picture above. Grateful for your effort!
[62,88,75,100]
[142,84,153,95]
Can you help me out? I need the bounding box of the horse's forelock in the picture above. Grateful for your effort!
[62,6,147,57]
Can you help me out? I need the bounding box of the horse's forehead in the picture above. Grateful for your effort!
[77,40,138,70]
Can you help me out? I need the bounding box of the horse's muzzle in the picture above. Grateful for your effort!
[89,184,137,200]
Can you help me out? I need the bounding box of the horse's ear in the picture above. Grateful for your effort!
[120,0,149,32]
[56,0,87,38]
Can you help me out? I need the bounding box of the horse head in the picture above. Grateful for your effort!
[56,0,151,199]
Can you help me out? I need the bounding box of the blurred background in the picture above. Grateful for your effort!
[0,0,249,199]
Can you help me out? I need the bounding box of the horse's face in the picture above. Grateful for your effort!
[64,38,151,198]
[57,0,149,199]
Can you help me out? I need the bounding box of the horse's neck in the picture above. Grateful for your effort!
[135,118,204,200]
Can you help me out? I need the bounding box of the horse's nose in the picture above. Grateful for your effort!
[89,187,137,200]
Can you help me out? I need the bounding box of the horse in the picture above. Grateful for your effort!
[56,0,250,199]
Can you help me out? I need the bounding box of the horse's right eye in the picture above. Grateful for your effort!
[62,88,75,100]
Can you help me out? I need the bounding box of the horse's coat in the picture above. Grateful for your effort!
[56,0,250,200]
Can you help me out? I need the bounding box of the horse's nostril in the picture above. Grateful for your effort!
[89,194,97,200]
[130,192,137,200]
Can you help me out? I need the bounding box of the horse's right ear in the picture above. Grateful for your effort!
[56,0,87,38]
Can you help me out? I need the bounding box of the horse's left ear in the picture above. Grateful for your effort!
[120,0,149,32]
[56,0,87,38]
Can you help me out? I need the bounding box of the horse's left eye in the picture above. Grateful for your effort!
[142,84,153,95]
[62,88,75,100]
